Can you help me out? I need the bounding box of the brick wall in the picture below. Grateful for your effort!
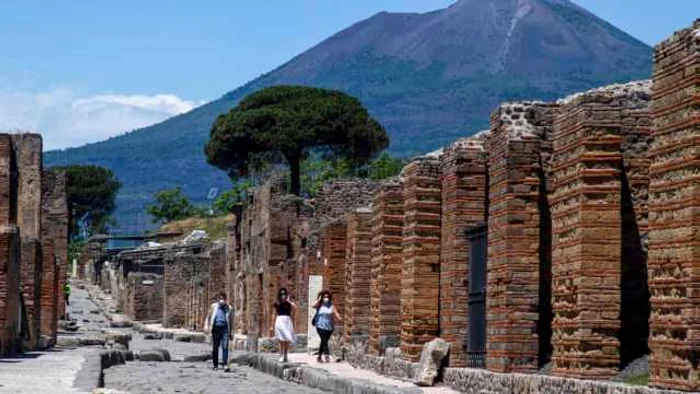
[648,20,700,392]
[207,241,229,305]
[400,156,442,362]
[19,238,41,348]
[312,180,380,231]
[11,134,43,350]
[12,134,42,239]
[0,135,16,227]
[40,170,68,342]
[0,226,20,355]
[163,246,210,329]
[343,208,372,344]
[487,102,559,373]
[439,135,488,367]
[127,273,163,322]
[369,180,404,356]
[322,222,349,320]
[551,81,651,380]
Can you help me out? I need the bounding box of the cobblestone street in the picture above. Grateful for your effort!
[0,283,326,394]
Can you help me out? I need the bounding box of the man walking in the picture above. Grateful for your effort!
[204,292,234,371]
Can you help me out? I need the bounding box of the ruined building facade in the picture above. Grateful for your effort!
[76,21,700,393]
[224,22,700,392]
[0,133,69,355]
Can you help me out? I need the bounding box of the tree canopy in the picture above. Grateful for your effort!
[212,181,253,215]
[205,85,389,195]
[50,164,122,238]
[146,187,200,224]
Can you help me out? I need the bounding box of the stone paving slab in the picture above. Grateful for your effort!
[0,347,92,394]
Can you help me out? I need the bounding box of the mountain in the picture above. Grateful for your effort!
[45,0,652,229]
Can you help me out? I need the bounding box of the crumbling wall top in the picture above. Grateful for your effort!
[493,101,553,141]
[654,19,700,51]
[558,80,651,109]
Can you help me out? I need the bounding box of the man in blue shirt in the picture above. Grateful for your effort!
[204,292,234,371]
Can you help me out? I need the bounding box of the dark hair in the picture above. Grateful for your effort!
[218,291,227,300]
[314,290,332,309]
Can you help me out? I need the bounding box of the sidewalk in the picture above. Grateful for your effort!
[0,284,101,394]
[230,351,460,394]
[286,353,459,394]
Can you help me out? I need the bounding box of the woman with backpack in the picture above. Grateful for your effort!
[312,290,342,363]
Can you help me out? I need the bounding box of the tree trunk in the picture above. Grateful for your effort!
[289,157,301,196]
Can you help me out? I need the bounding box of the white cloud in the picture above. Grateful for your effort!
[0,88,205,150]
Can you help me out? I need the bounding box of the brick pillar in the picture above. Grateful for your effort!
[439,136,488,367]
[369,181,404,356]
[12,134,42,239]
[0,134,20,356]
[550,82,651,379]
[486,102,558,373]
[343,208,372,344]
[0,135,16,226]
[11,134,43,350]
[322,222,348,319]
[40,170,68,343]
[19,238,41,348]
[0,227,20,355]
[648,20,700,392]
[400,156,441,362]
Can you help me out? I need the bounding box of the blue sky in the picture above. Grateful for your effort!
[0,0,698,149]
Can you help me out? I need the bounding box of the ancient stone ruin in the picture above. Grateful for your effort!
[78,20,700,393]
[0,133,69,355]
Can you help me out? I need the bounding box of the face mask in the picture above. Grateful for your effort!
[219,299,225,306]
[323,297,330,303]
[280,294,287,301]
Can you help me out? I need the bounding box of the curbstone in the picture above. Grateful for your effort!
[229,352,421,394]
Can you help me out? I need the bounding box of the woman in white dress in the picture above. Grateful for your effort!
[271,288,297,362]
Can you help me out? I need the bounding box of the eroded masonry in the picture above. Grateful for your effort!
[0,133,69,356]
[84,21,699,393]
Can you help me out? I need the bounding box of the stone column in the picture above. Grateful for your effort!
[487,102,558,373]
[439,135,489,367]
[343,208,372,346]
[369,180,404,356]
[648,20,700,392]
[400,156,442,362]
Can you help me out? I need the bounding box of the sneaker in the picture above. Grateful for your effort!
[224,367,231,372]
[213,366,219,371]
[324,355,331,363]
[278,356,285,363]
[316,357,323,363]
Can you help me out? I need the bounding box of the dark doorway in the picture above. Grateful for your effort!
[466,224,487,368]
